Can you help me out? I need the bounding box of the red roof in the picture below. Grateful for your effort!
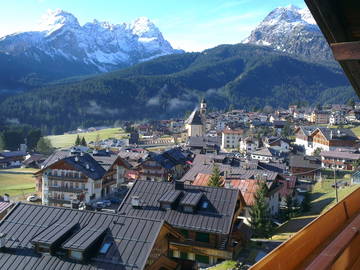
[278,176,296,197]
[230,179,259,206]
[192,173,224,187]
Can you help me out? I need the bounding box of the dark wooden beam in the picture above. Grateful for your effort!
[331,41,360,60]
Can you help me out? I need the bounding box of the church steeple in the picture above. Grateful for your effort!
[200,98,207,116]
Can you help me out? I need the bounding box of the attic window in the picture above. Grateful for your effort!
[201,201,209,209]
[99,242,112,255]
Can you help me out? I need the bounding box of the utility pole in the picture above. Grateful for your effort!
[333,161,338,203]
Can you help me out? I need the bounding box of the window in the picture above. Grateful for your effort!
[99,242,112,254]
[195,254,209,264]
[70,250,83,260]
[180,229,189,238]
[195,232,209,242]
[180,252,188,259]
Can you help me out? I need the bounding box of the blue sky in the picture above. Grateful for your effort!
[0,0,306,51]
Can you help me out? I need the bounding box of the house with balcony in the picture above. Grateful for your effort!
[35,151,131,207]
[118,180,248,267]
[295,126,359,155]
[137,147,192,181]
[320,150,360,171]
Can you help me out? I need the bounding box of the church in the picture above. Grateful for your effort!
[185,99,207,137]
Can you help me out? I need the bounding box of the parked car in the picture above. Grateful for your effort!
[109,198,120,204]
[103,200,111,207]
[27,195,40,202]
[95,201,105,209]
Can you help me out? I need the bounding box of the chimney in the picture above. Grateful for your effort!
[86,164,90,170]
[174,180,184,190]
[75,156,79,162]
[131,196,141,208]
[0,233,6,249]
[330,130,333,139]
[80,152,84,156]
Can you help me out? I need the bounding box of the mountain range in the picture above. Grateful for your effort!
[0,9,180,91]
[0,6,356,133]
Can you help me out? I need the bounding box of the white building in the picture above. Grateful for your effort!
[221,129,243,150]
[329,111,347,125]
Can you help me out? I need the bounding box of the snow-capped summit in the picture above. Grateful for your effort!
[39,9,80,34]
[0,9,182,72]
[243,5,332,60]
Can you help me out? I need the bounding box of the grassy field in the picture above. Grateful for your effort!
[351,126,360,137]
[46,128,128,148]
[208,261,237,270]
[272,176,359,241]
[0,168,37,199]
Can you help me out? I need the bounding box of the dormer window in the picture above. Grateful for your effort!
[70,250,83,260]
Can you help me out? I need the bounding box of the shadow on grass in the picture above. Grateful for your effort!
[308,197,335,215]
[276,217,317,233]
[310,192,326,201]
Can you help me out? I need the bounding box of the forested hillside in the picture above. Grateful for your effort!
[0,44,354,134]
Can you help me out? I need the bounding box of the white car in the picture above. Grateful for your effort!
[27,195,40,202]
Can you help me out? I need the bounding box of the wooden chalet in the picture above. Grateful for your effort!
[118,180,247,267]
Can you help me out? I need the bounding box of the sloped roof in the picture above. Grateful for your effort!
[314,127,358,141]
[230,179,259,206]
[0,203,168,270]
[186,109,203,125]
[118,181,240,234]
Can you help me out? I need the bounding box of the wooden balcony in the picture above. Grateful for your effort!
[48,186,84,193]
[169,239,233,259]
[47,175,87,182]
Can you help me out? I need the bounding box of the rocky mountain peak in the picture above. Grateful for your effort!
[242,5,332,60]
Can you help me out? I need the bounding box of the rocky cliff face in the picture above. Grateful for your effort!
[243,5,332,61]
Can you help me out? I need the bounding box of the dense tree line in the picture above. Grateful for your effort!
[0,125,42,151]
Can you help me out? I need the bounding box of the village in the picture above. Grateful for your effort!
[0,99,360,269]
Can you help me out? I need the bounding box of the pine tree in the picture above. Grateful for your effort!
[81,137,87,146]
[75,135,81,146]
[0,134,5,150]
[250,181,273,238]
[285,195,293,219]
[208,165,222,187]
[36,137,54,154]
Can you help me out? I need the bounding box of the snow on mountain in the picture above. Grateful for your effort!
[243,5,332,60]
[0,9,181,72]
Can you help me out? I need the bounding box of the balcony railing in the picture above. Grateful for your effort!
[48,197,71,204]
[47,175,87,182]
[48,186,85,193]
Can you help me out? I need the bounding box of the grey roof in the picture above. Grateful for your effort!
[0,203,166,270]
[118,181,240,234]
[186,109,203,125]
[0,151,26,158]
[41,150,70,168]
[251,147,276,157]
[62,153,106,180]
[316,127,358,141]
[298,126,318,136]
[92,154,118,170]
[289,155,321,169]
[320,150,360,160]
